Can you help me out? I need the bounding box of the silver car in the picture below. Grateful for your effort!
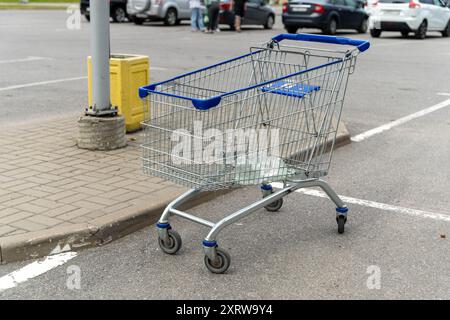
[127,0,191,26]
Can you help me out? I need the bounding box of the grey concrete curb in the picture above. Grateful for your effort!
[0,189,229,264]
[0,123,350,264]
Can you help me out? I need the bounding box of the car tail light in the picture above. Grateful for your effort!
[220,2,232,10]
[282,2,288,13]
[409,0,420,8]
[313,4,325,13]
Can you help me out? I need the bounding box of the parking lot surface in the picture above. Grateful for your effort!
[0,10,449,299]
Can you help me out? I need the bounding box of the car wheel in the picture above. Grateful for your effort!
[415,20,427,39]
[112,6,127,23]
[264,15,274,30]
[164,8,178,26]
[357,18,368,33]
[133,17,144,25]
[370,29,382,38]
[286,26,298,34]
[323,18,337,35]
[401,31,409,38]
[85,14,90,22]
[442,20,450,37]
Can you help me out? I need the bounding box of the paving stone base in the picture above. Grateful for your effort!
[77,115,127,151]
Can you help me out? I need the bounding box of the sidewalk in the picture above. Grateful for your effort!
[0,116,197,263]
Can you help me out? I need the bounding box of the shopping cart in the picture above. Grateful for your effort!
[139,33,369,273]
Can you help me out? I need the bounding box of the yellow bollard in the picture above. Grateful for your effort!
[88,54,149,132]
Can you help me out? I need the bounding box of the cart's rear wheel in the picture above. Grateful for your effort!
[204,247,231,274]
[337,216,346,234]
[158,229,182,254]
[264,198,283,212]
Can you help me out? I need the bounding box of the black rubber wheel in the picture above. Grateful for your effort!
[370,29,382,38]
[204,247,231,274]
[264,198,283,212]
[286,26,298,34]
[164,8,178,26]
[442,21,450,37]
[323,18,337,35]
[133,17,144,25]
[415,20,427,39]
[85,14,90,22]
[357,18,368,34]
[112,6,127,23]
[401,31,409,38]
[337,216,346,234]
[158,229,182,254]
[264,15,275,30]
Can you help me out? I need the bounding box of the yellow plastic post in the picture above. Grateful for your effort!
[88,54,149,132]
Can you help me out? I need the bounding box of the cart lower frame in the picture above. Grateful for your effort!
[156,178,348,273]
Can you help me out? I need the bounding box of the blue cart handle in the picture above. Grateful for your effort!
[271,33,370,53]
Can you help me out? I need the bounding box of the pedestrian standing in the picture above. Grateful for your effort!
[205,0,220,33]
[190,0,206,32]
[233,0,247,32]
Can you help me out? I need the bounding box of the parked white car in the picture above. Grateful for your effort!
[369,0,450,39]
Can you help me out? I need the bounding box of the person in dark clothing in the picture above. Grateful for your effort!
[233,0,247,32]
[206,0,220,33]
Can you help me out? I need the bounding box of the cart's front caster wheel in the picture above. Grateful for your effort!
[158,229,182,254]
[204,247,231,274]
[264,198,283,212]
[337,216,346,234]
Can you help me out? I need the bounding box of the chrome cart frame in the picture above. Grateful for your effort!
[139,33,369,273]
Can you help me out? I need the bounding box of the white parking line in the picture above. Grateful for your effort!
[272,182,450,223]
[0,252,77,292]
[0,56,50,65]
[0,76,87,92]
[351,98,450,142]
[437,92,450,96]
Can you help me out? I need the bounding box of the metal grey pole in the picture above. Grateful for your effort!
[88,0,115,115]
[78,0,126,150]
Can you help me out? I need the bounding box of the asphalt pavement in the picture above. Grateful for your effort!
[0,10,449,299]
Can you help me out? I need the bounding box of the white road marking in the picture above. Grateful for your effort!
[0,76,87,92]
[0,66,168,92]
[0,56,49,65]
[272,182,450,223]
[437,92,450,96]
[0,252,77,292]
[351,98,450,142]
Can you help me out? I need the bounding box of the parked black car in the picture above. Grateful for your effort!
[219,0,276,30]
[282,0,368,35]
[80,0,129,23]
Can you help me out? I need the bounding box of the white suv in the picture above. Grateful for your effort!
[369,0,450,39]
